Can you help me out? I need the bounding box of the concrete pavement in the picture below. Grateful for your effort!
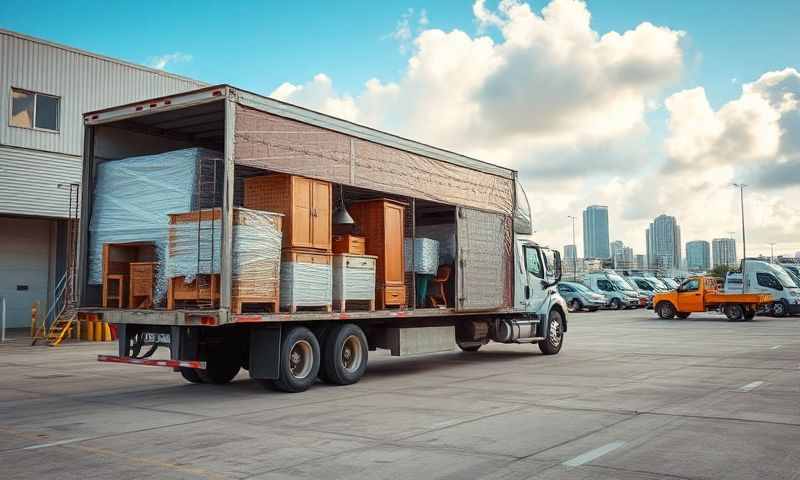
[1,310,798,479]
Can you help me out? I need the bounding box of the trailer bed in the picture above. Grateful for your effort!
[83,306,520,327]
[705,293,773,305]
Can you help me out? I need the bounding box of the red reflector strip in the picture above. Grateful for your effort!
[97,355,205,369]
[212,90,222,96]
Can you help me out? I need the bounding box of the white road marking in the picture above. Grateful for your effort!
[738,381,764,392]
[771,345,782,350]
[22,437,90,450]
[563,441,626,467]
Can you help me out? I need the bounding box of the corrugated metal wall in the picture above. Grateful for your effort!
[0,145,82,217]
[0,30,205,158]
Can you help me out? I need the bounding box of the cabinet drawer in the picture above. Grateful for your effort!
[333,234,366,255]
[384,285,406,305]
[345,257,375,270]
[285,250,332,265]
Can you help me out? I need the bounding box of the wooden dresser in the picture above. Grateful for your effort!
[349,199,406,309]
[244,174,331,251]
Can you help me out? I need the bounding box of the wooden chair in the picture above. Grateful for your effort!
[427,265,451,308]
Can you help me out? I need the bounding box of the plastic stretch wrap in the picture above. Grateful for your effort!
[167,209,283,299]
[280,262,333,307]
[333,256,376,302]
[87,148,223,303]
[456,208,513,310]
[404,238,440,274]
[414,225,456,264]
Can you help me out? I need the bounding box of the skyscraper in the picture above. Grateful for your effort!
[712,238,737,268]
[609,240,634,269]
[563,244,577,260]
[583,206,610,259]
[646,214,682,270]
[686,240,711,271]
[635,254,647,269]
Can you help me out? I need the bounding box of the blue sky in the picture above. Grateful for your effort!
[3,0,799,256]
[2,0,797,107]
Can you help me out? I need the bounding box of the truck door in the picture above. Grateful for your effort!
[676,278,702,312]
[455,207,512,311]
[522,245,548,310]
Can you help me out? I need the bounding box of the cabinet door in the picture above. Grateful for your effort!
[383,203,404,284]
[291,176,313,248]
[311,180,331,250]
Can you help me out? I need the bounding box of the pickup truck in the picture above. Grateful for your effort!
[653,276,773,321]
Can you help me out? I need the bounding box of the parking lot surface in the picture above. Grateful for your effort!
[1,310,799,480]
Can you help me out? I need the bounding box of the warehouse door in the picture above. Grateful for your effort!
[0,217,51,329]
[455,208,512,311]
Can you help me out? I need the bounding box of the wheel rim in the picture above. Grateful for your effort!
[549,315,562,348]
[288,340,313,379]
[731,305,743,318]
[660,303,673,317]
[340,335,364,373]
[774,303,784,315]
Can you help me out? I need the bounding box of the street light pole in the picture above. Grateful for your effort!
[733,183,747,292]
[567,215,577,281]
[768,242,775,263]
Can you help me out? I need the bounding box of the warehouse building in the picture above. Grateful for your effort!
[0,29,204,329]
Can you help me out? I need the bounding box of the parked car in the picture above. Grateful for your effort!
[724,260,800,317]
[584,272,640,309]
[660,278,679,289]
[557,281,606,312]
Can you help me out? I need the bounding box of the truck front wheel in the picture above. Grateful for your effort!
[656,302,676,319]
[321,324,368,386]
[538,309,564,355]
[270,326,321,393]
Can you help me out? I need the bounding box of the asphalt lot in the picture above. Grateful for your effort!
[1,309,799,480]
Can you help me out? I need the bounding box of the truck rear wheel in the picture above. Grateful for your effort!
[180,367,204,384]
[457,341,482,352]
[320,324,368,386]
[656,302,676,319]
[270,326,320,393]
[197,348,241,385]
[725,304,745,321]
[538,309,564,355]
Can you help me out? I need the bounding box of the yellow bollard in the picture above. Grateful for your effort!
[103,323,112,342]
[31,301,39,337]
[94,321,103,342]
[86,320,95,341]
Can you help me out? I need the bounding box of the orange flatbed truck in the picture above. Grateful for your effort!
[653,276,773,321]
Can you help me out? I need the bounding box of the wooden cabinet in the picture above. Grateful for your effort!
[244,174,331,251]
[349,199,407,309]
[332,234,366,255]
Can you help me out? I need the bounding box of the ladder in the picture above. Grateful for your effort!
[194,158,219,309]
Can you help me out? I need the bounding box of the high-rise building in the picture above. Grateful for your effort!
[609,240,634,269]
[686,240,711,271]
[712,238,737,268]
[646,214,682,270]
[564,244,577,260]
[583,206,610,259]
[635,254,647,269]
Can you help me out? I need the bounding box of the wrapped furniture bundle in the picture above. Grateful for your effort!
[88,148,224,304]
[167,208,283,313]
[280,250,333,312]
[404,238,440,275]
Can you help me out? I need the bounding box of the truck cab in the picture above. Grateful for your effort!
[514,236,568,319]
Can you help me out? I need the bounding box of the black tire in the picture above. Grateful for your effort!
[588,307,599,312]
[744,310,756,320]
[179,367,204,384]
[538,309,564,355]
[568,299,583,313]
[197,346,241,385]
[657,302,676,319]
[676,312,691,319]
[457,341,482,352]
[725,304,745,322]
[772,301,787,318]
[321,324,368,386]
[270,326,321,393]
[611,298,622,310]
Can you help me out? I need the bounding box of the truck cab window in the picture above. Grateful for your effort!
[756,273,782,290]
[524,247,543,279]
[680,279,699,292]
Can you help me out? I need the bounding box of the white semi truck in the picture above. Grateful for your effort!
[77,85,568,393]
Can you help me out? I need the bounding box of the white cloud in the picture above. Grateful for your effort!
[146,52,192,70]
[385,8,431,54]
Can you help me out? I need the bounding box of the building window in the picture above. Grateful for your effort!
[10,88,60,131]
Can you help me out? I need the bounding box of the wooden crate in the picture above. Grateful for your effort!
[102,242,155,308]
[129,261,156,309]
[332,234,366,255]
[167,274,220,310]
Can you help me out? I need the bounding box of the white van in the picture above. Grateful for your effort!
[724,260,800,317]
[584,271,640,309]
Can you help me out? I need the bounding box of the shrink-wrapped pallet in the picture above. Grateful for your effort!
[87,148,223,303]
[404,237,440,275]
[414,225,456,264]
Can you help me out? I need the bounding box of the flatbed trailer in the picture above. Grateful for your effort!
[653,276,772,321]
[78,85,569,392]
